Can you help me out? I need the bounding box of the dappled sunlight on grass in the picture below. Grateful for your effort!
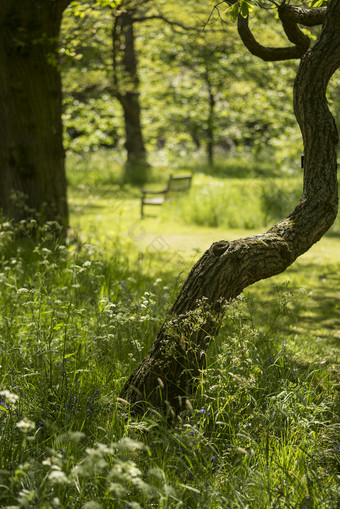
[68,171,340,377]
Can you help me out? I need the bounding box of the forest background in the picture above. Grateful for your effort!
[0,0,339,508]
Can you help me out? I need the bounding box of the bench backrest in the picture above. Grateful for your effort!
[166,174,192,194]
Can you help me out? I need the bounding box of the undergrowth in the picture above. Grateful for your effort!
[0,221,339,508]
[159,176,303,230]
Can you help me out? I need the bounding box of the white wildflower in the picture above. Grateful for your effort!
[48,469,70,484]
[82,502,102,509]
[0,390,19,404]
[16,419,35,433]
[17,288,29,295]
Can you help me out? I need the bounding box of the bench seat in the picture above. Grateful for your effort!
[142,197,165,206]
[141,174,192,218]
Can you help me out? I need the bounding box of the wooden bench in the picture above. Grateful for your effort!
[141,174,193,218]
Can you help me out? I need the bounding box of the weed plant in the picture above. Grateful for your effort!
[0,220,338,508]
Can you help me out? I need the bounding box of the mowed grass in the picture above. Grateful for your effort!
[0,153,339,508]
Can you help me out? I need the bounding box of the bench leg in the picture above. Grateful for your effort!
[141,199,144,219]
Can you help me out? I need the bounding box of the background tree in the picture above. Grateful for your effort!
[127,4,300,167]
[112,0,150,183]
[112,0,205,183]
[61,1,304,171]
[120,0,339,412]
[151,29,240,166]
[0,0,70,226]
[61,0,201,184]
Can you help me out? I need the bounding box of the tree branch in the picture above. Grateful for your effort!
[278,7,310,50]
[227,0,328,62]
[237,14,308,61]
[278,5,327,26]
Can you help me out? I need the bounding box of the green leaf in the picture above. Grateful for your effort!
[53,323,64,331]
[240,1,250,18]
[225,3,241,22]
[63,352,77,359]
[225,1,253,20]
[309,0,328,6]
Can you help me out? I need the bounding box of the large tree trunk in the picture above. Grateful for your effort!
[0,1,69,226]
[120,1,340,412]
[112,9,150,185]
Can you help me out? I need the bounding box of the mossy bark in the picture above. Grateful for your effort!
[0,0,69,226]
[120,0,340,412]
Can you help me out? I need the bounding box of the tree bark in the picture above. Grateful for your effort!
[112,9,150,185]
[120,0,340,412]
[0,1,69,226]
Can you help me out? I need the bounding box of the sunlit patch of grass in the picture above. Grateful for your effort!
[0,151,339,507]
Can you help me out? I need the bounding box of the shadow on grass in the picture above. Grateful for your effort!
[325,230,340,239]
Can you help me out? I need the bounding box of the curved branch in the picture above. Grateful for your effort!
[237,14,308,61]
[278,5,327,26]
[235,1,328,62]
[278,7,310,49]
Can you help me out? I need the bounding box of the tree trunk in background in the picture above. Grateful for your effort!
[120,2,340,412]
[113,10,150,185]
[205,71,215,167]
[0,1,69,226]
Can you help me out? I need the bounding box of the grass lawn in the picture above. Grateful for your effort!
[69,175,340,377]
[0,159,339,508]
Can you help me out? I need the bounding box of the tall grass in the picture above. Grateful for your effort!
[161,176,303,230]
[0,220,339,508]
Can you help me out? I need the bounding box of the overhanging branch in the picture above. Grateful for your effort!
[237,14,308,61]
[225,0,327,62]
[278,7,310,50]
[278,4,326,26]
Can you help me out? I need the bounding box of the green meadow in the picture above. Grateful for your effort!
[0,152,339,508]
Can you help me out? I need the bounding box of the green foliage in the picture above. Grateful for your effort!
[260,178,302,224]
[226,0,254,21]
[0,220,179,507]
[59,0,314,169]
[66,149,124,187]
[65,149,340,237]
[309,0,329,6]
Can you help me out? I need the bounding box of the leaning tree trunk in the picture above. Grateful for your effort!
[0,0,69,226]
[112,10,150,185]
[120,1,340,413]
